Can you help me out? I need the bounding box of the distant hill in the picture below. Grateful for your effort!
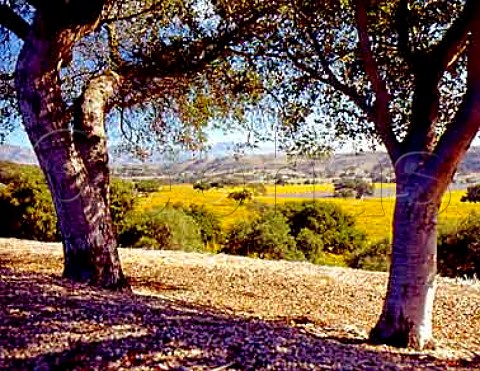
[0,145,37,165]
[1,144,479,181]
[111,147,480,182]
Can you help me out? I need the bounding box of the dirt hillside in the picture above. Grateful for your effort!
[1,238,479,370]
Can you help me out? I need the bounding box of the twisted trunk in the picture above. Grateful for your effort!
[15,14,128,290]
[73,71,122,205]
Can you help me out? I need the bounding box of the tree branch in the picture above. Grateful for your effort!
[285,47,371,117]
[23,0,42,10]
[101,2,161,25]
[402,1,480,154]
[0,4,30,39]
[353,0,400,161]
[430,0,480,72]
[428,15,480,188]
[106,23,122,68]
[122,2,277,81]
[283,10,377,123]
[395,0,414,67]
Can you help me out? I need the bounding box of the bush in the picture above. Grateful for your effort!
[0,165,140,242]
[193,181,211,191]
[0,161,45,185]
[134,179,162,194]
[110,179,137,226]
[117,208,204,251]
[279,201,366,256]
[344,212,480,276]
[437,213,480,278]
[209,181,224,188]
[346,239,391,272]
[172,203,223,247]
[227,189,253,204]
[333,178,374,199]
[221,211,304,261]
[0,178,59,242]
[295,228,324,263]
[461,184,480,203]
[334,188,355,198]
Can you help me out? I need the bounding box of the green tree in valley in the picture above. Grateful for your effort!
[461,184,480,203]
[333,178,374,199]
[227,188,254,204]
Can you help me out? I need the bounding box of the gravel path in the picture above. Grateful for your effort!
[0,238,479,370]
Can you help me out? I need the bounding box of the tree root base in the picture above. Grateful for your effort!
[369,325,436,351]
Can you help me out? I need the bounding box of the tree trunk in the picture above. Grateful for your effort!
[15,15,129,290]
[369,171,441,349]
[73,71,122,205]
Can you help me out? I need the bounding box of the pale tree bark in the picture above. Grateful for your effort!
[14,8,129,290]
[369,162,442,349]
[367,4,480,348]
[346,0,480,349]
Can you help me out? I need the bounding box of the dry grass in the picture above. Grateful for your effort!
[1,238,480,370]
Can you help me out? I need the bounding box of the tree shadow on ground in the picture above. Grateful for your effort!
[0,268,478,370]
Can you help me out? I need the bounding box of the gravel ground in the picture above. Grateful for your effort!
[0,238,479,370]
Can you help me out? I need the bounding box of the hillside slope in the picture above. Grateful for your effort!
[0,238,479,370]
[1,144,479,179]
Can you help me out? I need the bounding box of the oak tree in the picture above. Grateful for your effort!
[236,0,480,348]
[0,0,279,289]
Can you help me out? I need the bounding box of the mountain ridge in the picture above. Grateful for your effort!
[1,144,479,180]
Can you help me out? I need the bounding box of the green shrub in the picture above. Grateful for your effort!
[279,201,367,256]
[346,239,391,272]
[296,226,348,266]
[118,208,204,251]
[134,179,162,194]
[0,164,142,242]
[333,178,374,198]
[438,213,480,278]
[221,211,304,261]
[209,181,224,188]
[0,178,59,241]
[172,203,223,248]
[132,236,161,249]
[0,161,45,185]
[295,228,325,264]
[110,179,137,226]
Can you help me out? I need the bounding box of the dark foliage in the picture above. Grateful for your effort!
[438,213,480,278]
[221,211,304,261]
[278,201,367,256]
[461,184,480,203]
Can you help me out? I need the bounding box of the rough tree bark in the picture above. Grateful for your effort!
[73,71,122,205]
[14,7,129,290]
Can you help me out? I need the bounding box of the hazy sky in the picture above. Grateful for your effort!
[5,119,479,155]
